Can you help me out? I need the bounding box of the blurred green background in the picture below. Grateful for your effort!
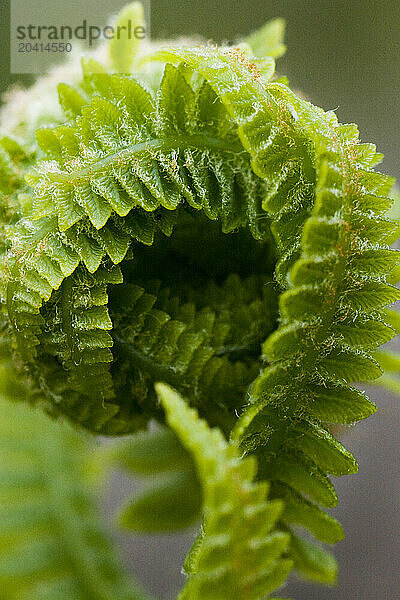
[1,1,399,598]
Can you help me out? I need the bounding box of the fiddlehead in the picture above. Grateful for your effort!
[3,61,280,434]
[0,5,399,596]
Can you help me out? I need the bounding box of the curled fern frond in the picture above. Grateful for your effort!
[3,61,278,433]
[149,46,399,572]
[0,8,398,595]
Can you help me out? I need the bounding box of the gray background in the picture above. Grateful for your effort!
[8,0,150,74]
[1,0,399,598]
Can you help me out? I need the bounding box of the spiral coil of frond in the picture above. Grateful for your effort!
[0,12,399,595]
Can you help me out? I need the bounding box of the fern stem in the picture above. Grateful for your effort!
[44,134,245,183]
[114,335,183,388]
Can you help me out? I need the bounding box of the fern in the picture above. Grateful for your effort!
[155,383,292,599]
[104,424,203,532]
[0,342,150,600]
[0,3,399,597]
[148,44,399,568]
[3,61,280,433]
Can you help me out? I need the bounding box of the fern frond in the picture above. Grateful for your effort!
[245,18,286,59]
[102,424,202,533]
[4,62,277,432]
[155,383,292,599]
[151,46,399,569]
[0,13,398,594]
[0,350,151,600]
[108,2,146,73]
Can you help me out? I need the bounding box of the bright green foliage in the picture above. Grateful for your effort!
[108,428,202,532]
[0,348,150,600]
[370,349,400,395]
[109,2,145,73]
[245,18,287,59]
[0,3,399,598]
[2,59,282,434]
[150,46,399,572]
[156,383,292,599]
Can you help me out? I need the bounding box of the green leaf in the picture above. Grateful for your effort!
[368,350,400,396]
[290,533,338,585]
[106,427,194,473]
[279,486,344,544]
[306,383,377,424]
[0,355,151,600]
[373,349,400,372]
[260,454,338,508]
[343,281,400,312]
[58,83,87,119]
[156,383,292,599]
[109,2,146,73]
[245,18,287,59]
[119,470,202,532]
